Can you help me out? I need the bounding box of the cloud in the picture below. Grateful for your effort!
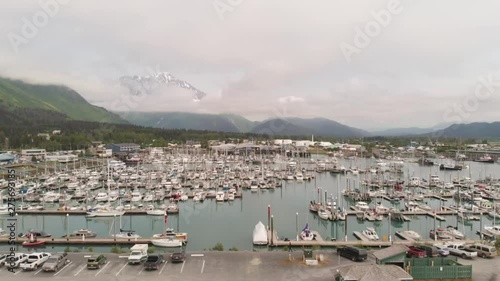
[278,96,305,104]
[0,0,500,130]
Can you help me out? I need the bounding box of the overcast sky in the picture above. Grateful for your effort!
[1,0,500,130]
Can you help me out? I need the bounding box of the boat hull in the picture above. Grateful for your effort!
[22,241,46,247]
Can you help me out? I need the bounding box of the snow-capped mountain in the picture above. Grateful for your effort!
[119,72,207,101]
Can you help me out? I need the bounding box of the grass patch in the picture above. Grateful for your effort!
[212,242,224,251]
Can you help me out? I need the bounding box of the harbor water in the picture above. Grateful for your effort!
[1,157,499,252]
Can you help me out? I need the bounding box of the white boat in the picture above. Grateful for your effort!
[95,193,109,202]
[147,209,166,216]
[250,181,259,192]
[112,229,141,239]
[130,190,142,202]
[362,227,379,241]
[151,237,183,247]
[0,228,8,237]
[401,230,421,241]
[484,225,500,236]
[318,208,331,220]
[152,228,188,241]
[86,208,125,217]
[166,203,179,214]
[446,226,465,239]
[354,201,370,211]
[295,173,304,182]
[216,191,225,202]
[0,206,9,216]
[228,192,235,201]
[300,224,315,241]
[252,221,268,245]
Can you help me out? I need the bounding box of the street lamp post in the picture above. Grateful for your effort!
[66,213,69,241]
[295,212,298,241]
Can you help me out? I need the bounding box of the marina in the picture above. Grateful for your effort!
[1,151,500,251]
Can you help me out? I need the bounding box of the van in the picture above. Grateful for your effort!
[466,244,497,258]
[415,245,438,257]
[337,246,368,262]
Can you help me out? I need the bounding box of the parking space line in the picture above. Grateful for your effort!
[95,261,111,277]
[159,261,168,275]
[138,267,144,275]
[34,268,43,275]
[14,270,21,275]
[115,263,127,276]
[180,261,185,273]
[54,261,73,276]
[74,264,86,276]
[201,260,205,274]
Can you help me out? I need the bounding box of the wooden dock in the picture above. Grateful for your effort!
[0,237,155,245]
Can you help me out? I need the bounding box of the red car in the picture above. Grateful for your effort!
[407,246,427,258]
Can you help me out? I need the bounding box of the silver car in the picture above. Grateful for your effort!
[42,254,67,272]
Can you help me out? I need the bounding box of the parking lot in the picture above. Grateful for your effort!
[0,251,364,281]
[2,250,497,281]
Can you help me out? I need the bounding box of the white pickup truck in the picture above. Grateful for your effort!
[20,253,51,271]
[5,253,29,269]
[447,244,477,259]
[128,244,148,265]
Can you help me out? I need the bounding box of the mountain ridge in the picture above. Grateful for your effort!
[0,76,126,124]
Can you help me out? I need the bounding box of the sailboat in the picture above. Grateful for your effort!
[87,160,125,217]
[151,212,187,247]
[300,223,315,241]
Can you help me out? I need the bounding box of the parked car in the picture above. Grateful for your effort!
[465,244,497,259]
[337,246,368,262]
[87,255,107,269]
[20,253,51,271]
[5,253,28,269]
[447,244,477,259]
[144,254,164,270]
[42,254,68,272]
[0,254,7,267]
[434,245,450,257]
[171,250,186,263]
[407,246,427,258]
[415,245,439,257]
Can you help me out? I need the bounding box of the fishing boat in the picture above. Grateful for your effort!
[252,221,268,245]
[473,154,494,163]
[300,224,315,241]
[361,227,379,241]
